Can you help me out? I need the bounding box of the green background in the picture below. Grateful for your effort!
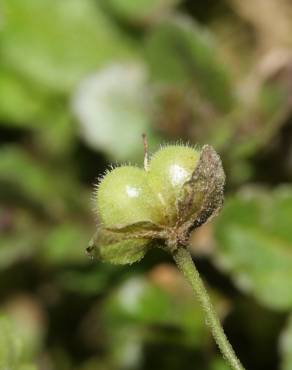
[1,0,292,369]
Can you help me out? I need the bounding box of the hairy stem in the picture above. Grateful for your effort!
[173,247,245,370]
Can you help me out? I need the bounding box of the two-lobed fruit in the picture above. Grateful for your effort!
[96,145,200,228]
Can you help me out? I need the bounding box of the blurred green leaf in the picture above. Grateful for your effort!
[106,326,144,370]
[0,209,92,270]
[0,67,44,126]
[0,315,37,370]
[73,62,160,161]
[41,223,90,265]
[56,264,116,295]
[102,273,226,370]
[0,208,39,269]
[105,0,181,25]
[280,314,292,370]
[78,358,113,370]
[0,146,90,217]
[210,357,231,370]
[228,84,291,161]
[214,186,292,310]
[3,296,46,361]
[18,366,37,370]
[33,103,77,158]
[1,0,134,93]
[0,316,21,369]
[144,16,235,112]
[103,274,207,345]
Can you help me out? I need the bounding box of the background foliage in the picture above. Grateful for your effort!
[1,0,292,369]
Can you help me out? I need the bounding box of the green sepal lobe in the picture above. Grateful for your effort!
[87,226,152,265]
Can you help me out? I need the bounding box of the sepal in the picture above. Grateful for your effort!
[86,226,151,265]
[177,145,225,230]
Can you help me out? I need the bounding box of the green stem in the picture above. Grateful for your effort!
[173,247,245,370]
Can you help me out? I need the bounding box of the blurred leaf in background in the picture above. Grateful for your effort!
[104,0,181,25]
[101,264,227,369]
[72,62,161,162]
[0,315,38,370]
[280,314,292,370]
[1,0,134,93]
[214,186,292,310]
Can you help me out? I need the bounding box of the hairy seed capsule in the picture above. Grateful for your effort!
[91,143,224,265]
[95,145,200,227]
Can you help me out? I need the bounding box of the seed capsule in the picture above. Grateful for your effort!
[92,143,224,265]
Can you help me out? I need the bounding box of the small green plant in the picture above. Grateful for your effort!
[88,136,245,370]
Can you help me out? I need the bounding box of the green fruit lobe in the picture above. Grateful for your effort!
[148,145,200,223]
[96,166,160,226]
